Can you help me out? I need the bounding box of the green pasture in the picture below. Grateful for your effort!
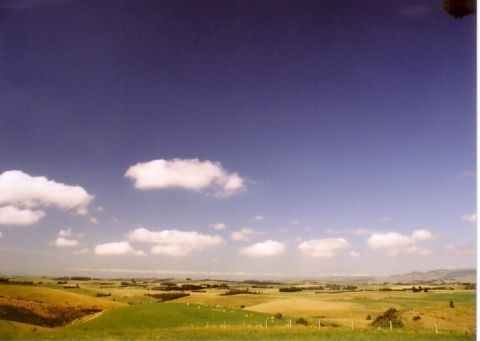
[0,282,475,340]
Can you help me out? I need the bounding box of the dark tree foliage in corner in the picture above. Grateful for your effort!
[443,0,476,18]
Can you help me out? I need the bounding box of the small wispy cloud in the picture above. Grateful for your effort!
[239,240,285,257]
[210,223,226,231]
[53,229,83,248]
[349,250,360,258]
[298,238,350,258]
[54,237,79,248]
[94,241,145,256]
[73,248,89,255]
[459,170,475,178]
[461,214,477,224]
[89,217,98,224]
[446,243,476,257]
[58,229,72,237]
[252,215,265,222]
[327,227,376,236]
[376,216,391,223]
[231,228,259,241]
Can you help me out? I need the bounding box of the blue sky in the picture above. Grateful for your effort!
[0,0,476,278]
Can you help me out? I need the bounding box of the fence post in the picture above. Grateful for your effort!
[434,320,438,334]
[351,319,355,331]
[389,320,392,331]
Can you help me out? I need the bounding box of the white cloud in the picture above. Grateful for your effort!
[239,240,285,257]
[367,229,435,256]
[411,229,435,241]
[211,223,226,231]
[349,251,360,257]
[94,241,145,256]
[459,170,475,177]
[376,216,391,223]
[128,227,223,256]
[0,170,93,215]
[151,244,192,256]
[446,244,476,257]
[461,214,477,224]
[253,215,265,221]
[89,217,98,224]
[298,238,350,258]
[73,248,89,255]
[124,158,245,197]
[54,237,79,248]
[347,228,375,235]
[327,228,375,236]
[58,229,72,237]
[57,228,83,238]
[0,205,45,226]
[367,232,414,256]
[231,228,257,241]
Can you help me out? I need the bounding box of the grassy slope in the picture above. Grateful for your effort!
[0,284,121,309]
[0,303,474,341]
[0,284,475,340]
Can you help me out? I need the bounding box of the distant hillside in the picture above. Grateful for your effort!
[386,269,476,284]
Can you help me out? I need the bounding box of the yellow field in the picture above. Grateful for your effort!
[0,279,475,339]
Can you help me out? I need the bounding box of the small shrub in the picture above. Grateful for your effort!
[412,315,421,321]
[366,314,371,320]
[96,292,111,297]
[370,308,404,328]
[221,288,255,296]
[274,313,283,319]
[295,317,308,326]
[146,292,190,302]
[240,305,245,309]
[449,301,455,308]
[279,287,302,293]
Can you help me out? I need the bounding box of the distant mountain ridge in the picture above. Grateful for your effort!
[386,269,476,284]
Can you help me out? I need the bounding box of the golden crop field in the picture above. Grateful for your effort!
[0,277,475,340]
